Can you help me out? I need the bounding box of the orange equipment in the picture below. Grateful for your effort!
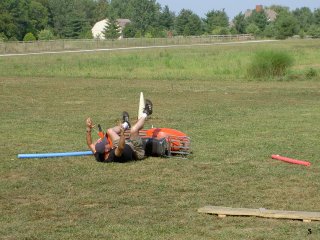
[141,128,191,158]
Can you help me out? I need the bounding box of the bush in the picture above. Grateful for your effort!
[306,68,318,78]
[248,50,294,79]
[263,24,276,38]
[123,23,137,38]
[0,32,8,42]
[246,23,260,36]
[23,32,36,41]
[38,29,54,40]
[307,25,320,38]
[212,27,230,35]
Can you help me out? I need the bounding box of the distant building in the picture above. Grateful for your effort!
[91,19,131,39]
[244,5,277,22]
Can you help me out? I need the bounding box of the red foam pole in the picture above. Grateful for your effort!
[271,155,311,166]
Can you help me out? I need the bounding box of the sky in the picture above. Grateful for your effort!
[156,0,320,19]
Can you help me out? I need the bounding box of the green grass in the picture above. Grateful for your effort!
[0,39,318,81]
[1,39,320,239]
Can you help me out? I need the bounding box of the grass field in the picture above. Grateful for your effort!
[1,39,320,239]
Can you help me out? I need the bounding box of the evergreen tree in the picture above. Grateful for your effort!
[129,0,161,36]
[104,17,120,39]
[307,24,320,38]
[109,0,131,19]
[246,23,260,35]
[292,7,314,33]
[92,0,109,22]
[314,8,320,25]
[204,9,229,34]
[232,13,247,34]
[175,9,202,36]
[247,9,268,32]
[122,23,136,38]
[275,13,299,39]
[159,5,175,30]
[49,0,91,39]
[263,23,276,37]
[0,1,318,40]
[49,0,72,37]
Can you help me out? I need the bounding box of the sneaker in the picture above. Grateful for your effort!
[122,111,131,129]
[143,99,153,116]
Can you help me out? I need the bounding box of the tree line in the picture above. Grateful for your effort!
[1,0,320,41]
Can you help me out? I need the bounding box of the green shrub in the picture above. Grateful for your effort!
[306,68,318,78]
[307,25,320,38]
[23,32,36,41]
[0,32,8,42]
[248,50,294,79]
[38,29,54,40]
[246,23,260,36]
[79,30,93,39]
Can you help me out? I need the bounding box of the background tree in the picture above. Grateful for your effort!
[0,32,8,41]
[246,9,268,34]
[292,7,314,33]
[92,0,109,23]
[62,11,90,39]
[263,23,276,37]
[268,5,290,15]
[23,32,36,41]
[175,9,202,36]
[232,13,247,34]
[0,1,318,40]
[246,23,260,36]
[307,24,320,38]
[204,9,229,34]
[12,0,33,40]
[104,17,120,40]
[29,1,48,35]
[314,8,320,25]
[274,12,299,39]
[129,0,161,36]
[38,28,54,40]
[0,4,18,40]
[0,0,44,40]
[108,0,131,19]
[159,5,175,31]
[48,0,72,37]
[49,0,92,39]
[122,23,136,38]
[307,8,320,38]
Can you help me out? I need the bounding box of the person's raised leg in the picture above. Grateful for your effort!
[130,99,153,138]
[107,126,121,143]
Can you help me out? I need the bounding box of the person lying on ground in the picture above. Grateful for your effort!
[86,99,153,163]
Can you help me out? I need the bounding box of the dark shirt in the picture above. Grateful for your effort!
[106,144,135,163]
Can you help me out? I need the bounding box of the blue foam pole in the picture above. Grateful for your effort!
[18,151,93,159]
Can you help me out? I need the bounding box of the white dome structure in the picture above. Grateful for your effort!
[91,18,131,39]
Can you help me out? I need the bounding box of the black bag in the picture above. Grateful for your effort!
[142,138,168,157]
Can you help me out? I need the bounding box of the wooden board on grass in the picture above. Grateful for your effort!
[198,206,320,222]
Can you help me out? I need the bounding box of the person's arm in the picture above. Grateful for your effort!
[114,125,125,157]
[86,117,95,153]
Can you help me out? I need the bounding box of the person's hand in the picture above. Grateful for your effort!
[119,123,125,136]
[86,117,95,131]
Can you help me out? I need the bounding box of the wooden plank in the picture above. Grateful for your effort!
[198,206,320,222]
